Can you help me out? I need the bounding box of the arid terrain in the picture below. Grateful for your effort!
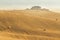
[0,10,60,40]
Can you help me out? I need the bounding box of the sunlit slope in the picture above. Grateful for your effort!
[0,10,60,40]
[0,32,60,40]
[20,10,60,20]
[0,10,60,32]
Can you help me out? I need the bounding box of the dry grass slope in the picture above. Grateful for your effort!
[0,10,60,40]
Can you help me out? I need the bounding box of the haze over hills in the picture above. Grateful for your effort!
[0,9,60,40]
[25,6,60,19]
[0,0,60,40]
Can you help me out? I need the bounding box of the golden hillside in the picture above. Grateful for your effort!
[0,10,60,40]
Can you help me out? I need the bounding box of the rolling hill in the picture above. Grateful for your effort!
[0,10,60,40]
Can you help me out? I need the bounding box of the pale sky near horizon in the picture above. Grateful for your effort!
[0,0,60,11]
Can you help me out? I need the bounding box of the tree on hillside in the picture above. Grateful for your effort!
[43,29,46,31]
[31,6,41,10]
[25,6,50,11]
[56,18,58,21]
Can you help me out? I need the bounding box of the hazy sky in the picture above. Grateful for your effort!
[0,0,60,11]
